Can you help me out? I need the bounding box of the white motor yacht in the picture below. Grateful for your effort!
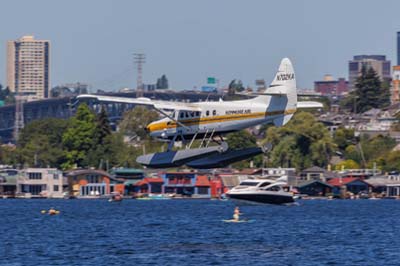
[226,178,294,205]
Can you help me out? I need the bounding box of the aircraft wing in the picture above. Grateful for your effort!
[77,94,201,111]
[77,94,200,129]
[297,101,324,109]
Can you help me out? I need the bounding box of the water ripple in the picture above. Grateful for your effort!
[1,199,400,265]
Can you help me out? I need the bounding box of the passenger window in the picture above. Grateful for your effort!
[180,112,184,119]
[206,110,210,116]
[185,112,189,118]
[213,110,216,116]
[196,111,200,117]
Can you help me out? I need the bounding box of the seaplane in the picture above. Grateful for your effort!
[77,58,322,168]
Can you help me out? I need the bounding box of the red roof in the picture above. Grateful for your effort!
[328,177,365,187]
[195,175,210,187]
[135,177,164,186]
[145,177,164,183]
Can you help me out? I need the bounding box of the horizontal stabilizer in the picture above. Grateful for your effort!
[297,101,323,109]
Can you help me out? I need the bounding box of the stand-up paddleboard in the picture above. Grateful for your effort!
[222,219,254,223]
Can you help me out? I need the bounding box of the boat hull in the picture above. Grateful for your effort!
[227,191,294,205]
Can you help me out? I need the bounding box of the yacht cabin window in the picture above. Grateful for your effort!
[265,186,281,191]
[259,182,271,187]
[239,182,258,186]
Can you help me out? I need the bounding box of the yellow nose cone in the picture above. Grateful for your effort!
[147,122,168,132]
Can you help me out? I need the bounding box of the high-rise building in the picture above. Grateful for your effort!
[392,66,400,104]
[348,55,391,91]
[7,35,50,99]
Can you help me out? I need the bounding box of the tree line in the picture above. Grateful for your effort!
[0,104,165,170]
[1,106,399,172]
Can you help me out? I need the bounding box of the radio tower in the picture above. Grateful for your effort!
[14,91,24,142]
[134,53,146,98]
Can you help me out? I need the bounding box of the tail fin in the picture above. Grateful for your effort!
[263,58,298,127]
[267,58,296,95]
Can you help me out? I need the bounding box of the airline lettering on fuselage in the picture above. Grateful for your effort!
[225,109,251,115]
[277,73,295,81]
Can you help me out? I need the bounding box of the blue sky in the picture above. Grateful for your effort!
[0,0,399,91]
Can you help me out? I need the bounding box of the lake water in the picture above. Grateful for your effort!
[1,199,399,266]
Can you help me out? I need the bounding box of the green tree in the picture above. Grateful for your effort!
[360,134,396,164]
[0,84,15,105]
[382,151,400,172]
[95,106,112,145]
[0,144,17,165]
[226,130,262,168]
[85,106,114,169]
[335,159,360,171]
[226,130,257,149]
[62,103,97,169]
[344,144,361,163]
[333,127,355,151]
[342,65,390,113]
[264,112,336,170]
[228,79,245,95]
[17,118,68,167]
[343,134,396,168]
[119,106,159,140]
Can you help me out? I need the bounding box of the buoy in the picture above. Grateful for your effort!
[41,210,46,214]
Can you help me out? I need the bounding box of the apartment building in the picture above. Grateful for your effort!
[7,35,50,99]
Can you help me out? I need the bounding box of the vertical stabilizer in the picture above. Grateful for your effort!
[269,58,296,90]
[266,58,298,126]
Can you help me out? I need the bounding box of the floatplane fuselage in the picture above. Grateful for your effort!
[146,97,296,141]
[77,58,322,168]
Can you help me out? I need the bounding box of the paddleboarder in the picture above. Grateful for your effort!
[233,206,241,222]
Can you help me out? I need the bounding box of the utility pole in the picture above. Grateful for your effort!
[134,53,146,98]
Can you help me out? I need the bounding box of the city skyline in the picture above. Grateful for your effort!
[0,0,399,91]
